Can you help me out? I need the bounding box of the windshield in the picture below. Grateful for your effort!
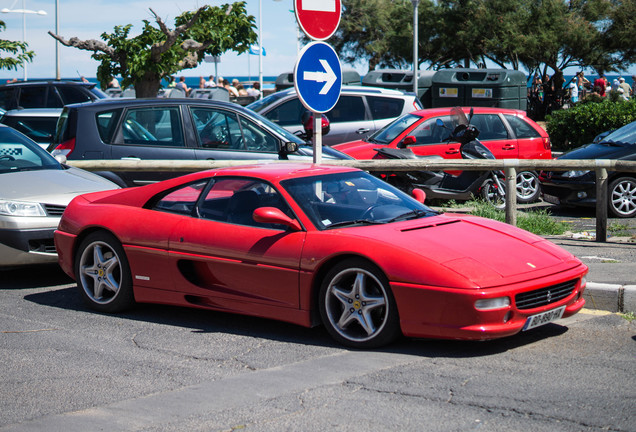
[366,113,421,144]
[281,171,436,230]
[601,121,636,145]
[247,90,290,113]
[0,127,61,174]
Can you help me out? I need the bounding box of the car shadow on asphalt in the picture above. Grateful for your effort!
[0,264,73,289]
[24,285,571,358]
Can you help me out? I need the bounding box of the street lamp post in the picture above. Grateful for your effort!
[1,0,47,81]
[55,0,60,80]
[412,0,419,97]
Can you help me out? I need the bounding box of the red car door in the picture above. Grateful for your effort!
[167,178,305,309]
[403,116,462,159]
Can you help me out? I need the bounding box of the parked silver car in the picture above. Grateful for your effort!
[248,86,423,146]
[0,125,118,268]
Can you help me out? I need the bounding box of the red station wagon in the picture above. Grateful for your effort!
[333,107,552,202]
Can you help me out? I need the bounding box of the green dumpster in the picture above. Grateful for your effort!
[362,69,436,107]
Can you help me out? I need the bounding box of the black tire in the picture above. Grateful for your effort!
[319,259,400,348]
[480,179,506,209]
[74,231,135,313]
[608,177,636,218]
[516,171,541,204]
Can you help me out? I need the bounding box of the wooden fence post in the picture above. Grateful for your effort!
[595,165,609,242]
[504,164,518,226]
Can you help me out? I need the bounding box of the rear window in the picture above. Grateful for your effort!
[0,87,16,110]
[367,96,405,120]
[58,85,94,105]
[504,115,541,139]
[0,116,58,144]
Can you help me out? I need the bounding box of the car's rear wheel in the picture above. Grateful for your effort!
[516,171,541,204]
[75,231,134,313]
[319,259,400,348]
[609,177,636,218]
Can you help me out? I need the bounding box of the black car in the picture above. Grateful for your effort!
[0,80,107,110]
[540,121,636,218]
[48,98,350,187]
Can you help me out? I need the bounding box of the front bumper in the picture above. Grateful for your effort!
[540,174,596,207]
[392,263,588,340]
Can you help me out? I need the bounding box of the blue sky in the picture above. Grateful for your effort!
[1,1,633,82]
[0,0,304,80]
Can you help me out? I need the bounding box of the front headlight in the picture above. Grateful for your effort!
[0,200,46,217]
[562,170,590,178]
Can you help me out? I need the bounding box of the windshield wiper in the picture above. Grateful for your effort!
[386,209,433,223]
[326,219,385,229]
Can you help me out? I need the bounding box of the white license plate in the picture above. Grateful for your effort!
[522,306,566,331]
[543,194,560,205]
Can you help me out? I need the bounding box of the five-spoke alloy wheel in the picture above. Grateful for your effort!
[319,259,400,348]
[74,231,134,312]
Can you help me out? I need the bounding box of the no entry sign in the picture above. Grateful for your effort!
[294,0,342,41]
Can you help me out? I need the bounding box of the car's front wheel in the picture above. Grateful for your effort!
[319,259,400,348]
[609,177,636,218]
[74,231,135,313]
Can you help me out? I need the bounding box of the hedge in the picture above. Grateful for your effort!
[545,98,636,151]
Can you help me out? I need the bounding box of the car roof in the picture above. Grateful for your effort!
[277,85,415,98]
[0,80,97,88]
[2,108,63,116]
[412,106,526,117]
[65,97,245,111]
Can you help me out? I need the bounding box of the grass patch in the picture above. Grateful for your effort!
[444,200,568,236]
[608,222,632,237]
[621,311,635,323]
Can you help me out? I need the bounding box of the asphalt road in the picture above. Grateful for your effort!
[1,264,634,432]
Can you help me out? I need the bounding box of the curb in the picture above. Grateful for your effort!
[584,282,636,313]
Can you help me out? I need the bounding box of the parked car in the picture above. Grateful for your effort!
[0,80,107,110]
[247,86,423,146]
[48,98,350,187]
[0,125,117,268]
[0,108,62,149]
[540,121,636,218]
[54,163,587,348]
[333,107,552,203]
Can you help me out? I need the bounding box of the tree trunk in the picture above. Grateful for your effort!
[134,78,162,98]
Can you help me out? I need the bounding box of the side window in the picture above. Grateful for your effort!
[198,177,293,229]
[95,109,123,144]
[263,98,304,126]
[121,107,184,147]
[191,107,241,149]
[153,179,208,215]
[326,96,366,123]
[18,86,47,108]
[239,116,277,152]
[58,86,93,105]
[367,96,405,120]
[45,87,64,108]
[470,114,508,141]
[504,115,540,139]
[410,116,452,145]
[0,88,16,110]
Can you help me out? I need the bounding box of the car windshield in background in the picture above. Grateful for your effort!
[246,91,288,113]
[601,121,636,146]
[366,113,421,144]
[248,110,306,144]
[0,127,61,173]
[281,171,436,230]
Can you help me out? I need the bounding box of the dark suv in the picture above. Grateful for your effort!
[0,80,107,110]
[49,98,349,187]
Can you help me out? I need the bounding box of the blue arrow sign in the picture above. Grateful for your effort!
[294,41,342,113]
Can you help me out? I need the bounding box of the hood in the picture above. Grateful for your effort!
[560,142,633,160]
[332,139,381,159]
[341,215,577,288]
[0,167,118,205]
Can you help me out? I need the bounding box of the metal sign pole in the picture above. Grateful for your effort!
[313,112,322,164]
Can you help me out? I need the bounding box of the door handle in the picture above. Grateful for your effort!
[356,128,370,134]
[446,148,459,154]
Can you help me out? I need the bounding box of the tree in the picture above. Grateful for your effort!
[0,20,34,73]
[49,2,257,97]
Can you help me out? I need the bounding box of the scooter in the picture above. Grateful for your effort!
[373,108,506,206]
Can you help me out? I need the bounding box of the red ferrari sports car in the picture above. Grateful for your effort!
[55,164,588,348]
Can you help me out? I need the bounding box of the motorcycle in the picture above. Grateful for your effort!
[373,108,506,207]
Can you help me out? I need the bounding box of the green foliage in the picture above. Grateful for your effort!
[546,99,636,150]
[0,21,34,72]
[467,200,567,236]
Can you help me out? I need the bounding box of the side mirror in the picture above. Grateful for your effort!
[411,188,426,204]
[253,207,302,231]
[398,135,416,148]
[54,154,67,164]
[281,142,299,153]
